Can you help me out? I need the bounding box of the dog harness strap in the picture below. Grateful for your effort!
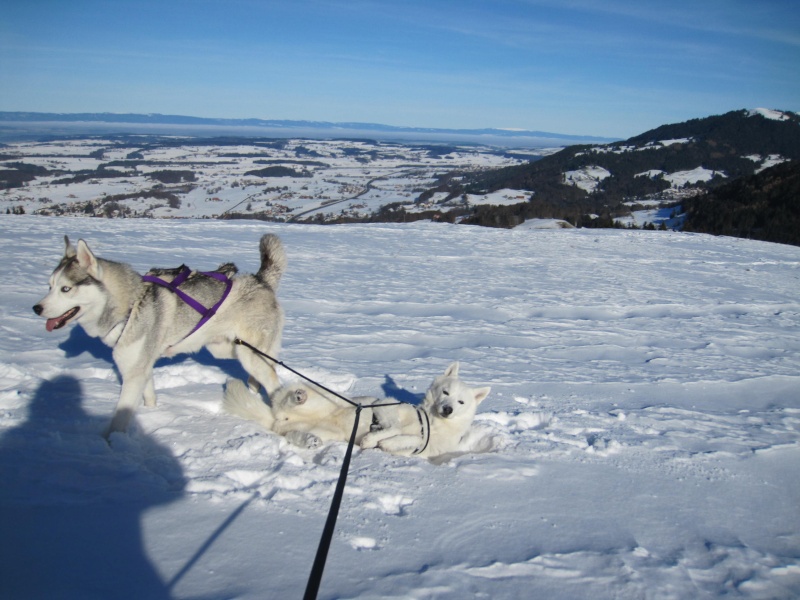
[413,407,431,455]
[190,270,233,334]
[142,266,233,336]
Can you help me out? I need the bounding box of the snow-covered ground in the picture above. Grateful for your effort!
[747,108,793,122]
[744,154,789,174]
[616,204,685,229]
[0,138,539,222]
[1,215,799,599]
[563,165,612,193]
[515,218,575,230]
[635,167,727,188]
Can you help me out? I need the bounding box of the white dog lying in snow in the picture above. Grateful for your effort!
[223,362,490,458]
[361,362,491,458]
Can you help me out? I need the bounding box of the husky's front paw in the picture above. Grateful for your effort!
[285,430,322,448]
[378,440,414,456]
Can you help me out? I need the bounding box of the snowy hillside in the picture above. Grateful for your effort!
[460,108,800,231]
[1,215,799,599]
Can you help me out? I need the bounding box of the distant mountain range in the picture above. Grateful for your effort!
[0,111,615,146]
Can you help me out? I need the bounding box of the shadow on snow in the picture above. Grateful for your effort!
[0,375,189,599]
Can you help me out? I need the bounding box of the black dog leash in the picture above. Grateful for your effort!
[303,404,362,600]
[233,338,432,598]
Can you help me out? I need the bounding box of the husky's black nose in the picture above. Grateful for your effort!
[33,304,43,315]
[441,405,453,417]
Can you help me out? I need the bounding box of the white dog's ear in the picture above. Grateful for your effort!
[63,235,76,258]
[76,239,101,278]
[473,386,491,404]
[444,362,460,378]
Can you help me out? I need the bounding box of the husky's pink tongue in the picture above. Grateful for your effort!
[44,307,78,332]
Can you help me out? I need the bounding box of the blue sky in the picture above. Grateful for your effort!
[1,0,798,138]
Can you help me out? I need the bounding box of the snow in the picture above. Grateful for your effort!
[515,218,574,230]
[663,166,726,187]
[563,166,611,193]
[655,138,691,146]
[589,138,692,156]
[2,215,800,599]
[633,166,726,189]
[467,189,530,207]
[404,189,533,216]
[744,153,789,173]
[616,205,684,229]
[635,169,667,180]
[748,108,791,122]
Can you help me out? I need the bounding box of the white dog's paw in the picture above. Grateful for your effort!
[360,433,379,449]
[378,442,411,456]
[285,430,322,448]
[292,388,308,405]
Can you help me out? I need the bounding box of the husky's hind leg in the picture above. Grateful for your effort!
[234,340,281,396]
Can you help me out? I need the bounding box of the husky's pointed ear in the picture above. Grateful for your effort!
[76,239,101,278]
[473,386,491,404]
[64,235,76,258]
[444,362,460,378]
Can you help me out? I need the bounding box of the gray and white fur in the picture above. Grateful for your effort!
[33,234,286,438]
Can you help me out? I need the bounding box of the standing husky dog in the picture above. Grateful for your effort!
[361,362,490,458]
[33,235,286,437]
[224,378,373,448]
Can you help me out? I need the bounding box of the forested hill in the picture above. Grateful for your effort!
[624,109,800,157]
[456,109,800,230]
[683,159,800,246]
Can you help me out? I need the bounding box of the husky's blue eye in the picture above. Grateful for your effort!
[61,286,71,293]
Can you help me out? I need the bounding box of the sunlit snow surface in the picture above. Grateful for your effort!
[1,215,799,599]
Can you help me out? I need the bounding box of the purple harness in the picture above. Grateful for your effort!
[142,265,233,337]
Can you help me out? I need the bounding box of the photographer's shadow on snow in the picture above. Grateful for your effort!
[0,375,186,600]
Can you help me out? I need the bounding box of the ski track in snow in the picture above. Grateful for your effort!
[1,215,800,599]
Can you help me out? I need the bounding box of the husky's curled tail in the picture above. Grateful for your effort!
[257,234,286,290]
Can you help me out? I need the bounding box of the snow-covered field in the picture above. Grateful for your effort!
[0,137,538,222]
[564,165,612,193]
[1,215,799,599]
